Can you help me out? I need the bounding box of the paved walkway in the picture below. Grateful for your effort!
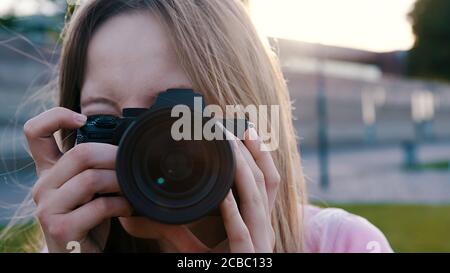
[303,142,450,204]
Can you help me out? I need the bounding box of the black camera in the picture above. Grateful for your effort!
[76,89,246,224]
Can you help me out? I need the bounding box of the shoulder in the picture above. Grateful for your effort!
[301,204,393,253]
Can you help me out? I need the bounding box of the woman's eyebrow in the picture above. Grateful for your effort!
[80,96,120,110]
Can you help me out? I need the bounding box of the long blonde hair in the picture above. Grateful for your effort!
[1,0,306,252]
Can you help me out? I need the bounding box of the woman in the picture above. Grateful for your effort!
[4,0,392,252]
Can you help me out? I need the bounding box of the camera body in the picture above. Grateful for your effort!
[77,89,245,224]
[77,89,206,145]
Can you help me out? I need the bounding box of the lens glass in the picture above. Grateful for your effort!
[132,116,214,201]
[146,137,208,195]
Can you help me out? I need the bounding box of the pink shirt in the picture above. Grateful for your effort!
[303,205,393,253]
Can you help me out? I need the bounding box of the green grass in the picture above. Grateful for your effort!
[319,203,450,252]
[0,222,41,253]
[409,160,450,171]
[403,159,450,171]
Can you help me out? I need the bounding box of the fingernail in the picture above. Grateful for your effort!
[248,127,259,141]
[225,190,234,201]
[73,113,87,125]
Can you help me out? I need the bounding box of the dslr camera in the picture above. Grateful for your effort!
[77,89,246,224]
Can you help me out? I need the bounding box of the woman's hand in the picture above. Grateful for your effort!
[24,107,133,253]
[121,126,280,253]
[212,126,280,253]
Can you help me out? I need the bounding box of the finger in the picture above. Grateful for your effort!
[50,169,121,213]
[243,127,280,212]
[219,190,254,253]
[23,107,87,175]
[220,124,270,252]
[236,139,269,216]
[66,197,132,239]
[32,143,117,203]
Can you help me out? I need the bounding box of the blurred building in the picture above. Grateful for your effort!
[272,38,407,76]
[269,38,450,149]
[1,16,450,152]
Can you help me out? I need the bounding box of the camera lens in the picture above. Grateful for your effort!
[142,131,212,198]
[116,109,235,224]
[160,149,193,184]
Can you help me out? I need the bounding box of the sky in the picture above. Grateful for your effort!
[249,0,417,52]
[0,0,417,53]
[0,0,60,16]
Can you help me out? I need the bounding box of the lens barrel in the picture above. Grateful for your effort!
[116,109,235,224]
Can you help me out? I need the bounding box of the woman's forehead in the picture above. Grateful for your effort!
[81,12,190,103]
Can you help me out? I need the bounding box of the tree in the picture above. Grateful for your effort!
[408,0,450,81]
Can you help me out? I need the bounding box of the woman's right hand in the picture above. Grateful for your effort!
[24,107,133,253]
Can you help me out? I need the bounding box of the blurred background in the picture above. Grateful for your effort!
[0,0,449,252]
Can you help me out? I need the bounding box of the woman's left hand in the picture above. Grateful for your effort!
[121,127,280,253]
[210,126,280,253]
